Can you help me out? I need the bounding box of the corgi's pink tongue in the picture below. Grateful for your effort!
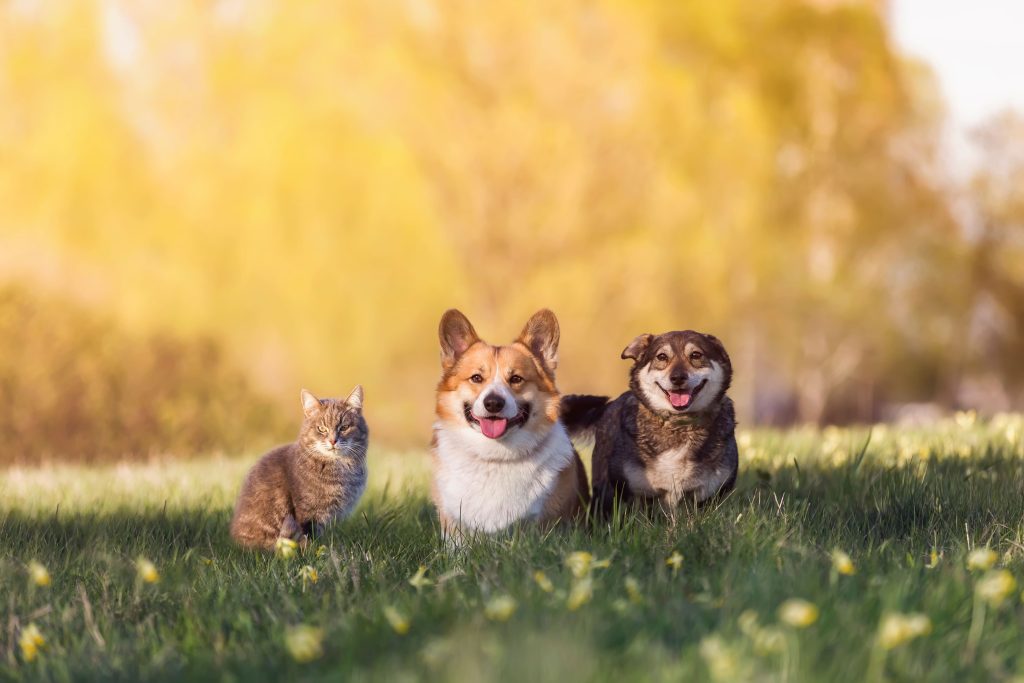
[479,417,508,439]
[668,391,691,408]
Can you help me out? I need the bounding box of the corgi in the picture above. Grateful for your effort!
[431,308,588,538]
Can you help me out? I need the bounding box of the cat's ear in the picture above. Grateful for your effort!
[345,384,364,411]
[517,309,560,372]
[439,309,480,371]
[300,389,321,417]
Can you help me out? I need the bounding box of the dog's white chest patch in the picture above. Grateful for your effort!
[624,447,732,506]
[434,424,574,533]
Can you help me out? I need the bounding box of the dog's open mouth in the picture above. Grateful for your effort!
[463,402,531,439]
[658,380,707,411]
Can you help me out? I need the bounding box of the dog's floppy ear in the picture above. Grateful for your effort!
[300,388,322,418]
[439,309,480,371]
[518,309,560,372]
[345,384,364,410]
[621,334,653,362]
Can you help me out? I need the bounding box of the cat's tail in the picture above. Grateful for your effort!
[559,394,611,446]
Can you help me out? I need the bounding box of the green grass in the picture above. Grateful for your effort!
[3,415,1024,682]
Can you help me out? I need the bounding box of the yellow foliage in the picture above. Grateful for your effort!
[0,0,995,452]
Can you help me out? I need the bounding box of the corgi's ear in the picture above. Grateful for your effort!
[439,309,480,371]
[345,384,364,410]
[621,334,653,362]
[300,389,321,417]
[518,309,560,372]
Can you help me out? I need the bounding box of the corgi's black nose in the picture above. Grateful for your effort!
[483,393,506,413]
[669,368,688,386]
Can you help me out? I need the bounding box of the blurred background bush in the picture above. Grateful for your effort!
[1,0,1022,459]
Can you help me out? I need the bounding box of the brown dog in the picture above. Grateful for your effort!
[431,309,588,538]
[562,330,738,516]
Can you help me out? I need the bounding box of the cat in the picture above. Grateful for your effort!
[230,386,368,550]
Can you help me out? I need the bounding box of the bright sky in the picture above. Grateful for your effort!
[890,0,1024,168]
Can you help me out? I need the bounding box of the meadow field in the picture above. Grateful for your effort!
[3,415,1024,682]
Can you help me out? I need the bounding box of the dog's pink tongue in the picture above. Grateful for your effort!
[479,417,508,439]
[669,391,691,408]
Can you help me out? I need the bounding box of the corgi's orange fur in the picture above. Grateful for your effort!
[431,309,588,538]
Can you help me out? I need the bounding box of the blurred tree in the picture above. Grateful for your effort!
[0,0,1009,454]
[960,112,1024,408]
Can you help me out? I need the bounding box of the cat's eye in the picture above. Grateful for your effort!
[509,374,523,385]
[470,374,484,384]
[656,353,669,362]
[690,351,704,362]
[317,426,328,435]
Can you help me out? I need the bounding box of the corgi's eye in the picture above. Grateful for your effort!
[470,374,484,384]
[690,351,704,362]
[656,353,669,362]
[509,374,523,385]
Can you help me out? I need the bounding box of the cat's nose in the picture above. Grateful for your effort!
[482,393,505,414]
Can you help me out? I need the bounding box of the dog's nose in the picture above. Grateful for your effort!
[669,368,688,386]
[482,393,505,413]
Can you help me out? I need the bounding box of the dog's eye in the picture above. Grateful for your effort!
[656,353,669,362]
[470,374,484,384]
[509,374,523,385]
[690,351,704,362]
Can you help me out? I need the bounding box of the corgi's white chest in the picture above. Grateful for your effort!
[433,423,574,533]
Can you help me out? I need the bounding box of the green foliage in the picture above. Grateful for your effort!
[0,285,289,463]
[2,421,1024,680]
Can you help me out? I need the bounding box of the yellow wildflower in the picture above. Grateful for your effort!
[275,537,298,560]
[737,610,760,637]
[420,638,452,668]
[624,576,642,604]
[967,548,998,571]
[484,595,517,622]
[976,570,1017,607]
[666,551,683,573]
[831,549,855,576]
[567,576,594,611]
[565,552,593,578]
[27,561,51,587]
[316,545,328,558]
[299,565,318,585]
[533,570,554,593]
[877,613,931,650]
[925,548,940,569]
[777,599,818,628]
[408,565,432,590]
[753,626,786,655]
[384,606,411,635]
[136,557,160,584]
[954,410,976,429]
[284,624,324,662]
[18,623,45,662]
[699,635,740,681]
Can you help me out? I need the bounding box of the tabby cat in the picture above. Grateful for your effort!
[230,387,368,550]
